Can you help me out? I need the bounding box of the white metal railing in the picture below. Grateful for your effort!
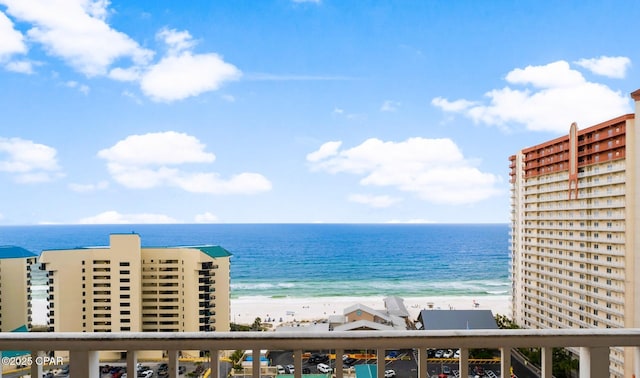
[2,329,640,378]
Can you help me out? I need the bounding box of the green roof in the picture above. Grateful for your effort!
[144,245,232,258]
[194,245,232,258]
[0,246,37,259]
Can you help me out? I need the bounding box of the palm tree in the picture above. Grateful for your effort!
[230,350,245,371]
[252,317,263,331]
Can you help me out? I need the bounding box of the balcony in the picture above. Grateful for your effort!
[2,329,640,378]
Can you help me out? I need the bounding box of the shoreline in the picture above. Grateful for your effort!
[31,295,511,327]
[231,295,511,327]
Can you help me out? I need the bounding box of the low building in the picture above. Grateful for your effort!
[417,309,498,330]
[276,297,410,332]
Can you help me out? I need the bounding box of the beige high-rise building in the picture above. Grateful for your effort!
[510,88,640,377]
[0,246,37,332]
[40,233,231,358]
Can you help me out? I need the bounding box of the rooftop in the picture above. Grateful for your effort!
[418,309,498,330]
[0,245,37,259]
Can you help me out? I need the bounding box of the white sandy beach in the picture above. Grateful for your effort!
[231,295,511,327]
[31,295,511,327]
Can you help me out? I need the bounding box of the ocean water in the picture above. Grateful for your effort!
[0,224,510,300]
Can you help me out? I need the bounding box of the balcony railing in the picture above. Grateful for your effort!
[1,329,640,378]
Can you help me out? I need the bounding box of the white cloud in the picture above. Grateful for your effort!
[139,28,241,102]
[108,66,141,82]
[432,59,632,133]
[65,80,90,95]
[5,60,34,73]
[307,137,501,205]
[98,131,215,166]
[0,10,27,60]
[306,141,341,162]
[1,0,153,76]
[68,180,109,193]
[380,100,400,112]
[506,61,585,88]
[574,56,631,79]
[78,210,178,224]
[176,171,272,195]
[431,97,476,112]
[194,212,220,223]
[348,193,402,208]
[98,131,271,194]
[1,3,241,102]
[157,28,196,56]
[0,137,62,183]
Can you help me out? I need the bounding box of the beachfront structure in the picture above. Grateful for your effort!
[39,233,231,358]
[509,88,640,377]
[416,309,497,331]
[276,297,410,332]
[0,246,37,332]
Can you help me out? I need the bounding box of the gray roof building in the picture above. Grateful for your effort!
[417,309,497,330]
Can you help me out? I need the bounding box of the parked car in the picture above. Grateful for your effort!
[453,349,460,359]
[443,365,451,375]
[302,368,311,374]
[443,349,454,358]
[343,357,357,366]
[286,364,295,374]
[384,369,396,378]
[317,363,331,373]
[308,353,329,363]
[138,371,154,378]
[138,365,152,373]
[178,366,186,375]
[386,351,399,359]
[435,350,444,358]
[276,365,286,374]
[474,366,485,376]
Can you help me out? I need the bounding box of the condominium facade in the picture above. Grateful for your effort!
[0,246,37,332]
[510,88,640,377]
[39,233,231,358]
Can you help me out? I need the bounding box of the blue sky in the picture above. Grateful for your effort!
[0,0,639,225]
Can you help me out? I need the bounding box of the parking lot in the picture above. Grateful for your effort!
[266,349,499,378]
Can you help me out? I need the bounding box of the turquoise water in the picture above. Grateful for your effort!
[0,223,510,299]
